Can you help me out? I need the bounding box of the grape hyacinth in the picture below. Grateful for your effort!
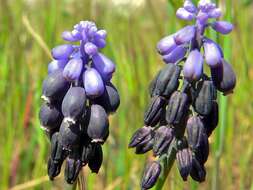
[39,21,120,184]
[129,0,236,189]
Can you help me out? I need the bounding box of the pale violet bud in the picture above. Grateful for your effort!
[93,38,106,49]
[84,42,98,56]
[157,35,177,55]
[174,25,196,45]
[71,29,82,40]
[203,38,222,68]
[211,21,233,34]
[183,49,203,81]
[209,3,216,9]
[198,0,209,7]
[176,8,195,21]
[62,31,79,42]
[87,25,98,38]
[51,44,74,60]
[95,30,107,39]
[198,0,214,11]
[163,45,186,64]
[63,58,83,81]
[73,24,82,31]
[83,68,105,98]
[48,59,68,74]
[184,0,197,13]
[208,8,222,18]
[196,11,209,25]
[92,53,115,81]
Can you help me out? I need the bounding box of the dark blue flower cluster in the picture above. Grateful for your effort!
[129,0,236,189]
[39,21,120,184]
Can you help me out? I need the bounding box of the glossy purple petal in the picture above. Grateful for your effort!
[48,59,68,74]
[71,29,82,40]
[79,21,89,29]
[203,39,222,68]
[84,42,98,56]
[198,0,216,12]
[95,30,107,39]
[51,44,74,60]
[208,8,222,18]
[174,25,196,45]
[83,68,105,98]
[70,50,82,59]
[184,0,197,13]
[63,58,83,81]
[87,26,98,38]
[157,35,177,55]
[211,21,233,34]
[93,38,106,49]
[73,23,82,31]
[62,31,79,42]
[162,46,186,64]
[183,49,203,81]
[196,11,209,25]
[92,53,115,81]
[176,8,195,21]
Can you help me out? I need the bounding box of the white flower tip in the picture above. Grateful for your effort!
[63,117,76,125]
[91,138,104,144]
[41,95,50,103]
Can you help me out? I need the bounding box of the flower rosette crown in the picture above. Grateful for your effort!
[157,0,236,92]
[49,21,115,96]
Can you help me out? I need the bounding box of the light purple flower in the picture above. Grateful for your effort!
[93,38,106,49]
[83,68,105,98]
[48,59,68,74]
[203,38,222,68]
[95,30,107,39]
[184,0,197,13]
[174,25,196,45]
[183,49,203,81]
[198,0,216,12]
[157,35,177,55]
[163,46,186,64]
[208,8,222,18]
[51,44,74,60]
[71,29,82,40]
[62,31,79,42]
[196,11,209,25]
[176,8,195,21]
[63,58,83,81]
[211,21,233,34]
[92,53,115,81]
[84,42,98,56]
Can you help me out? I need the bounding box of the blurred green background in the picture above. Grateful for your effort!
[0,0,253,189]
